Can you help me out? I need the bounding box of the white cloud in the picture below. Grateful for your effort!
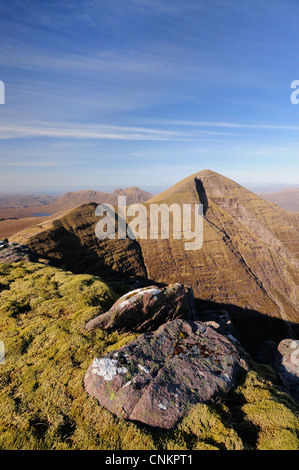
[0,160,64,167]
[0,121,184,141]
[150,119,299,131]
[2,119,298,145]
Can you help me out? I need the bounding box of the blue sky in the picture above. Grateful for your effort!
[0,0,299,193]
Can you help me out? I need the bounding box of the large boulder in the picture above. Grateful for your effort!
[84,319,249,429]
[85,283,197,332]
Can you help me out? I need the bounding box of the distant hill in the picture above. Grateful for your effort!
[259,188,299,212]
[0,187,152,219]
[11,169,299,356]
[0,187,153,238]
[0,193,59,210]
[51,187,153,211]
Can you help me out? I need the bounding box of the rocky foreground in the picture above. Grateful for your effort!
[84,284,299,428]
[1,242,298,429]
[0,261,298,450]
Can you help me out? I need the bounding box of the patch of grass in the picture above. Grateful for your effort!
[0,282,10,292]
[227,366,299,450]
[0,261,156,450]
[173,403,244,450]
[0,261,298,450]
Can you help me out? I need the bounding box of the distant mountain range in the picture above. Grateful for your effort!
[10,169,299,357]
[0,193,59,209]
[0,187,153,218]
[0,187,153,238]
[259,188,299,212]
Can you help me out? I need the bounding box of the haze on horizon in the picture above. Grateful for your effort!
[0,0,299,194]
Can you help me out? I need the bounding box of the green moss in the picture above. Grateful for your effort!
[0,261,156,450]
[106,334,138,352]
[0,261,298,450]
[171,403,244,450]
[228,368,299,450]
[257,428,299,450]
[242,400,298,430]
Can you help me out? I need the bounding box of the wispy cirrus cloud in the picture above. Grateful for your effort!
[0,121,182,141]
[0,160,64,167]
[0,121,246,141]
[1,43,163,76]
[149,119,299,131]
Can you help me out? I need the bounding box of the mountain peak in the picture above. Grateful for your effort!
[196,169,219,176]
[148,169,240,204]
[194,169,241,188]
[10,169,299,357]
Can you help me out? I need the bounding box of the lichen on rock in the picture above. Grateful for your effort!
[91,357,128,381]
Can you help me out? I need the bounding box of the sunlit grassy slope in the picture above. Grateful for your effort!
[0,261,298,450]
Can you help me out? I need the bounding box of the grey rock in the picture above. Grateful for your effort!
[0,241,38,263]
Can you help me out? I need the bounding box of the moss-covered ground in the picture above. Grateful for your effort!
[0,261,298,450]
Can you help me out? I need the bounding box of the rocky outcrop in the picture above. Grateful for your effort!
[84,319,249,429]
[0,240,38,263]
[85,283,197,332]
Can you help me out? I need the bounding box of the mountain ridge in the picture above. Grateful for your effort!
[9,170,299,354]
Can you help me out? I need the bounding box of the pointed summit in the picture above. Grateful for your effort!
[148,169,242,205]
